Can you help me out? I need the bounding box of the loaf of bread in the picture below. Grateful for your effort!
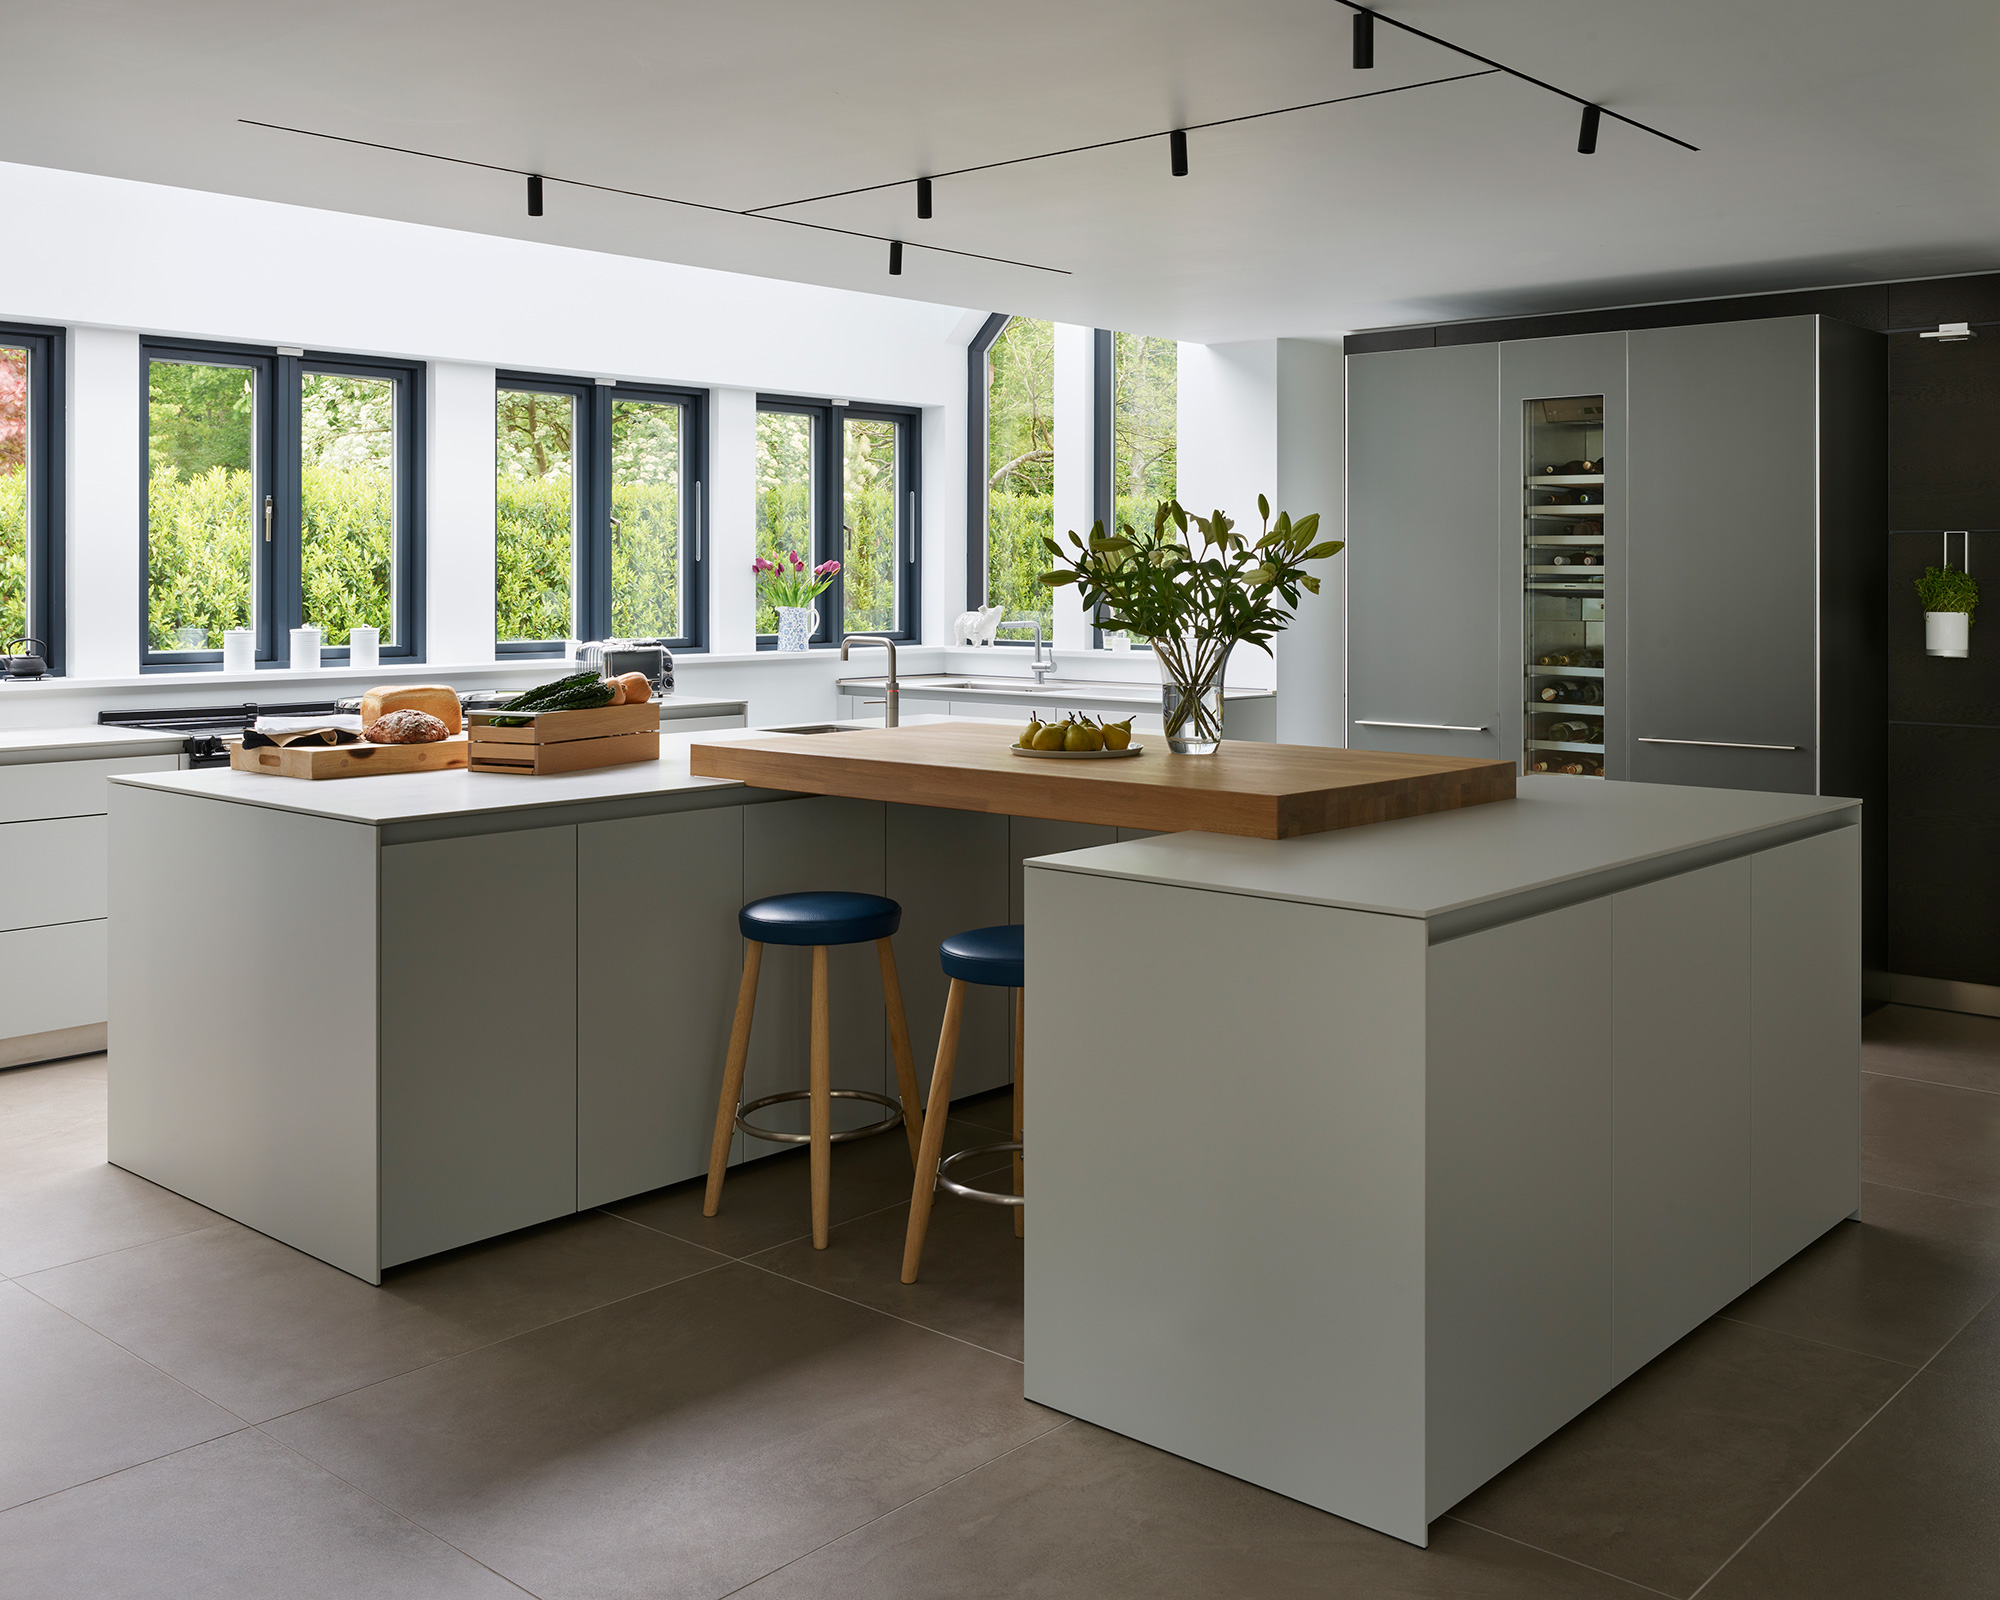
[359,684,461,735]
[364,709,450,744]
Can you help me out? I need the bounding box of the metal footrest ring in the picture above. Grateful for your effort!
[735,1088,903,1146]
[936,1141,1025,1206]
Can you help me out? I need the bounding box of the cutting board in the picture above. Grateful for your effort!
[230,736,470,780]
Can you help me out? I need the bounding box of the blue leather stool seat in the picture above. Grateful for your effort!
[939,924,1025,989]
[739,891,901,947]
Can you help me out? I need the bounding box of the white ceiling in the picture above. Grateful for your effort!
[6,0,1998,341]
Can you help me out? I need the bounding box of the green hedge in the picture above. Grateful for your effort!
[0,468,23,647]
[752,482,898,636]
[987,491,1054,634]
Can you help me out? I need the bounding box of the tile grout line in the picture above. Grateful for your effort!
[1436,1515,1683,1599]
[712,1418,1079,1599]
[1861,1066,2000,1099]
[5,1214,228,1282]
[1708,1312,1922,1370]
[733,1252,1026,1366]
[1685,1283,2000,1598]
[248,1425,546,1599]
[1858,1176,2000,1214]
[0,1426,258,1520]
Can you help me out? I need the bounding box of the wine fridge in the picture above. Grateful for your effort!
[1524,395,1606,777]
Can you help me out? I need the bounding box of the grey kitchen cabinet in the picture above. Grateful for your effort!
[1346,343,1508,762]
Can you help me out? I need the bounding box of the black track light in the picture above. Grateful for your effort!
[1577,103,1600,154]
[1169,128,1189,177]
[916,177,933,220]
[527,174,544,216]
[889,239,903,275]
[1353,10,1374,68]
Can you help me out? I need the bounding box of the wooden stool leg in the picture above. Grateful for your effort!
[902,978,965,1284]
[703,941,763,1217]
[1013,985,1025,1240]
[809,944,833,1250]
[876,937,924,1166]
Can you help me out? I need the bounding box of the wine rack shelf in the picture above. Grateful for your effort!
[1524,394,1608,780]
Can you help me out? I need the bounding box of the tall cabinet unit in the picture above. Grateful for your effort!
[1346,344,1508,764]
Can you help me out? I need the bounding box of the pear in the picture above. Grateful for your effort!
[1102,717,1134,751]
[1017,718,1043,749]
[1064,719,1104,752]
[1032,720,1070,751]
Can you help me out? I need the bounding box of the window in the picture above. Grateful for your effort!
[1097,329,1177,646]
[1,323,62,671]
[142,341,423,669]
[496,375,706,652]
[754,397,918,645]
[974,317,1055,639]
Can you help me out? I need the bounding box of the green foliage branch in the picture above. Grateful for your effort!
[1039,495,1343,742]
[1916,564,1978,617]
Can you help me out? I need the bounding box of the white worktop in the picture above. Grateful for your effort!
[0,725,188,762]
[1031,776,1858,931]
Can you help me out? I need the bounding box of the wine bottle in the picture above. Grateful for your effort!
[1529,754,1557,773]
[1539,680,1576,702]
[1549,553,1572,566]
[1580,647,1604,667]
[1579,550,1600,566]
[1560,758,1588,775]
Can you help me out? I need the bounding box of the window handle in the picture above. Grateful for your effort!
[907,490,917,565]
[693,481,702,563]
[264,494,273,543]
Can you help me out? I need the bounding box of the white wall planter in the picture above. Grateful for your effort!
[1926,611,1971,657]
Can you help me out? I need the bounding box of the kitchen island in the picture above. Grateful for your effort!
[106,725,1859,1546]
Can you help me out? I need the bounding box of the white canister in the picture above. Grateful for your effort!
[1925,611,1970,658]
[222,628,255,674]
[289,626,322,670]
[348,626,380,669]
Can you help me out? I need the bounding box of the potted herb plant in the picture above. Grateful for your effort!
[1916,564,1977,658]
[754,551,840,651]
[1040,497,1342,752]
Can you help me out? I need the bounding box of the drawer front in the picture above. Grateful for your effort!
[0,815,107,930]
[0,755,181,823]
[0,919,107,1038]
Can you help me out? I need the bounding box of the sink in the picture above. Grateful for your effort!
[918,678,1155,697]
[765,723,868,734]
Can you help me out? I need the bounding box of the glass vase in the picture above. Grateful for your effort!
[775,606,817,653]
[1155,633,1232,754]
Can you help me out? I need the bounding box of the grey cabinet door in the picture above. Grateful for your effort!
[1627,319,1819,796]
[1346,344,1506,761]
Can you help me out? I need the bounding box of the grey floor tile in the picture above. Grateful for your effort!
[946,1084,1020,1135]
[1701,1305,2000,1599]
[0,1163,222,1278]
[1864,1003,2000,1096]
[1449,1317,1910,1597]
[607,1114,1008,1257]
[0,1280,240,1511]
[750,1188,1024,1359]
[265,1262,1064,1600]
[735,1420,1658,1599]
[22,1210,724,1423]
[1722,1181,2000,1365]
[0,1054,111,1189]
[1862,1072,2000,1208]
[0,1429,528,1599]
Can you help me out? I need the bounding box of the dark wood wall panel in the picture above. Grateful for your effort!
[1889,331,2000,531]
[1889,531,2000,726]
[1887,723,2000,986]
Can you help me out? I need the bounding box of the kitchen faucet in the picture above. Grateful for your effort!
[997,618,1055,684]
[840,635,899,726]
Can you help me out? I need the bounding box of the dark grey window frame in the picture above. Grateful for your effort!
[495,373,709,657]
[1,321,65,675]
[755,394,921,649]
[140,338,426,671]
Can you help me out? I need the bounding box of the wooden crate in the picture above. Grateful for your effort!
[230,736,469,781]
[467,702,660,776]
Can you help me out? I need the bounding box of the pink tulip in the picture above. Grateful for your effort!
[814,560,840,577]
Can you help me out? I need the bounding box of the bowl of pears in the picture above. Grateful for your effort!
[1010,714,1143,759]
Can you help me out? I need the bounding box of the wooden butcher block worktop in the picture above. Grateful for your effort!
[689,722,1515,840]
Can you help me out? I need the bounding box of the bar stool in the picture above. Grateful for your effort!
[902,923,1025,1284]
[703,891,924,1250]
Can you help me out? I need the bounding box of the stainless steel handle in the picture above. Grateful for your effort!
[906,491,917,565]
[1638,737,1800,751]
[1356,719,1489,733]
[264,494,273,543]
[692,481,702,563]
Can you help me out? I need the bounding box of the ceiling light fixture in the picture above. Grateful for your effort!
[1576,104,1600,154]
[1170,128,1189,177]
[1920,322,1977,342]
[916,177,933,219]
[527,174,544,216]
[889,240,903,275]
[1352,10,1374,69]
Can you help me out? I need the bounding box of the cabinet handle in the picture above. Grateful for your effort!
[1355,719,1489,733]
[1637,737,1799,751]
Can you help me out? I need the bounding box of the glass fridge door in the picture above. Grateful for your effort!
[1524,396,1606,776]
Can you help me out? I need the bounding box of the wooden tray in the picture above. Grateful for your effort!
[466,702,658,743]
[468,729,660,775]
[231,736,469,781]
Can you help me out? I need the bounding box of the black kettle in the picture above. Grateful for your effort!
[5,638,48,678]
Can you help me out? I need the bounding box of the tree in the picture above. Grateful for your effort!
[985,318,1056,634]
